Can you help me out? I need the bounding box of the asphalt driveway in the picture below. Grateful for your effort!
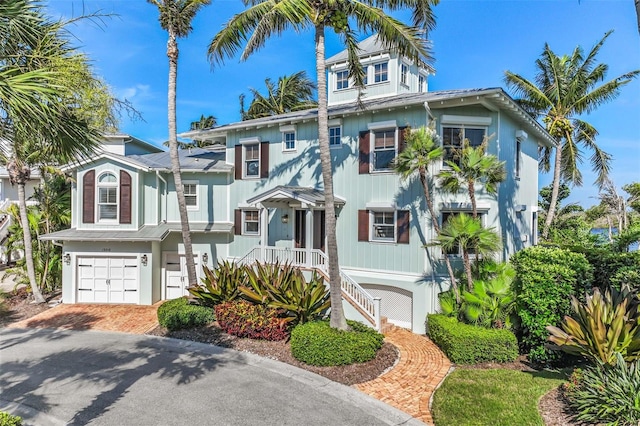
[0,328,423,426]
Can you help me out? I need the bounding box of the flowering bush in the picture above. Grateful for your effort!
[215,300,289,341]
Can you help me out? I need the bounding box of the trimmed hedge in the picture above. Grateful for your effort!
[510,246,592,364]
[427,314,518,364]
[215,300,289,341]
[290,320,383,366]
[0,411,22,426]
[157,297,215,331]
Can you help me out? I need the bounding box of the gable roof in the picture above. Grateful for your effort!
[181,88,555,147]
[246,185,346,207]
[62,147,232,173]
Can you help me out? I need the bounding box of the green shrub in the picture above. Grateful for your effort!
[548,285,640,365]
[510,246,592,364]
[427,314,518,364]
[157,297,215,331]
[215,300,289,341]
[188,261,246,307]
[565,353,640,425]
[0,411,22,426]
[290,320,383,366]
[579,248,640,291]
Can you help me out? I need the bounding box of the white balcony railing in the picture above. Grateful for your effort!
[237,246,381,330]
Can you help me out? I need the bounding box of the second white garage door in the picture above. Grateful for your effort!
[76,256,139,303]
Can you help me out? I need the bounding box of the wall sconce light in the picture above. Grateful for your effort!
[141,254,148,266]
[202,253,208,264]
[281,214,289,224]
[63,253,71,265]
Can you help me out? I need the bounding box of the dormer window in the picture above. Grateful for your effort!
[400,64,408,86]
[374,62,388,83]
[97,172,118,221]
[336,70,349,90]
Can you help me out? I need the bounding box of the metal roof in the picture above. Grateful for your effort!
[183,88,555,147]
[128,147,232,172]
[39,222,233,242]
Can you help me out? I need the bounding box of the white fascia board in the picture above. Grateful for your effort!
[365,201,397,211]
[279,124,296,133]
[238,136,262,145]
[441,115,492,126]
[368,120,398,130]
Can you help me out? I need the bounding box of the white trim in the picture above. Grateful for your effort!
[96,171,119,224]
[368,120,397,130]
[279,124,296,133]
[327,118,342,127]
[242,209,260,236]
[328,125,342,149]
[365,202,396,211]
[369,210,397,243]
[440,202,491,211]
[243,143,260,179]
[239,136,262,145]
[282,130,296,152]
[441,115,492,126]
[516,130,529,141]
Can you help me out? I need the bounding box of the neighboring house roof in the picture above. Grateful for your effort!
[40,222,233,242]
[180,88,555,147]
[103,133,164,154]
[325,34,434,73]
[62,147,232,173]
[246,185,346,207]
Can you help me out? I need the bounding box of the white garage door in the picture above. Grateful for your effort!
[164,253,199,300]
[361,284,413,329]
[77,256,139,303]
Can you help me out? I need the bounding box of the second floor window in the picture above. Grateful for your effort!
[329,126,341,147]
[373,129,396,171]
[374,62,388,83]
[283,131,296,151]
[245,144,259,177]
[418,75,425,92]
[98,172,117,221]
[442,126,486,166]
[400,64,408,86]
[336,70,349,90]
[183,183,198,208]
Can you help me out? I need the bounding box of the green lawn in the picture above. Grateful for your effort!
[432,368,566,426]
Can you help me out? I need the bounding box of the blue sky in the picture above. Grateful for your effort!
[48,0,639,207]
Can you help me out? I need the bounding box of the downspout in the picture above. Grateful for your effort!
[156,170,168,223]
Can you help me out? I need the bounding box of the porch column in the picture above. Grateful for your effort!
[305,208,313,268]
[260,203,268,262]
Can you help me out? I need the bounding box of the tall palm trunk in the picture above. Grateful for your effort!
[315,24,347,330]
[419,168,459,302]
[468,181,477,219]
[17,182,45,303]
[542,141,563,239]
[462,250,473,291]
[167,30,197,286]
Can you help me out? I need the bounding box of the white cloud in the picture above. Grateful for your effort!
[117,84,151,100]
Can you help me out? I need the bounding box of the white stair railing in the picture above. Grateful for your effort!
[236,246,381,330]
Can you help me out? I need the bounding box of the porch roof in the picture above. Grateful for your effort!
[246,186,346,208]
[39,222,233,242]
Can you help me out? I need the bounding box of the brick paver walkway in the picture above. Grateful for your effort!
[355,327,452,425]
[7,303,160,334]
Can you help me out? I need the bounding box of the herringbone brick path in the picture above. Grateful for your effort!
[8,303,160,334]
[355,327,452,425]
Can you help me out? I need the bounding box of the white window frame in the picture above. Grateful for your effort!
[282,131,296,152]
[441,125,487,166]
[243,143,260,179]
[329,125,342,148]
[400,63,408,86]
[440,211,487,257]
[373,62,388,84]
[370,210,396,243]
[336,70,349,90]
[418,75,426,92]
[183,181,199,210]
[96,171,118,223]
[370,128,397,172]
[242,210,260,235]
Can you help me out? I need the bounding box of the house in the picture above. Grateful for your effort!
[42,35,553,334]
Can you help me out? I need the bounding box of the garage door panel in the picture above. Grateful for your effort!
[76,256,139,304]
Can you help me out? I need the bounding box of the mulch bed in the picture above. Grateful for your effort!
[0,287,52,328]
[146,323,399,386]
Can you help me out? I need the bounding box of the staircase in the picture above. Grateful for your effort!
[237,246,382,330]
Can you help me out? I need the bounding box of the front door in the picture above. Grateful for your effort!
[294,210,306,248]
[313,210,326,252]
[164,253,199,299]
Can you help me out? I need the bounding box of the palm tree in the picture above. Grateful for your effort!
[208,0,438,331]
[1,1,111,303]
[505,31,639,239]
[393,126,460,301]
[190,114,217,130]
[438,139,506,219]
[432,213,501,292]
[240,71,317,120]
[149,0,211,287]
